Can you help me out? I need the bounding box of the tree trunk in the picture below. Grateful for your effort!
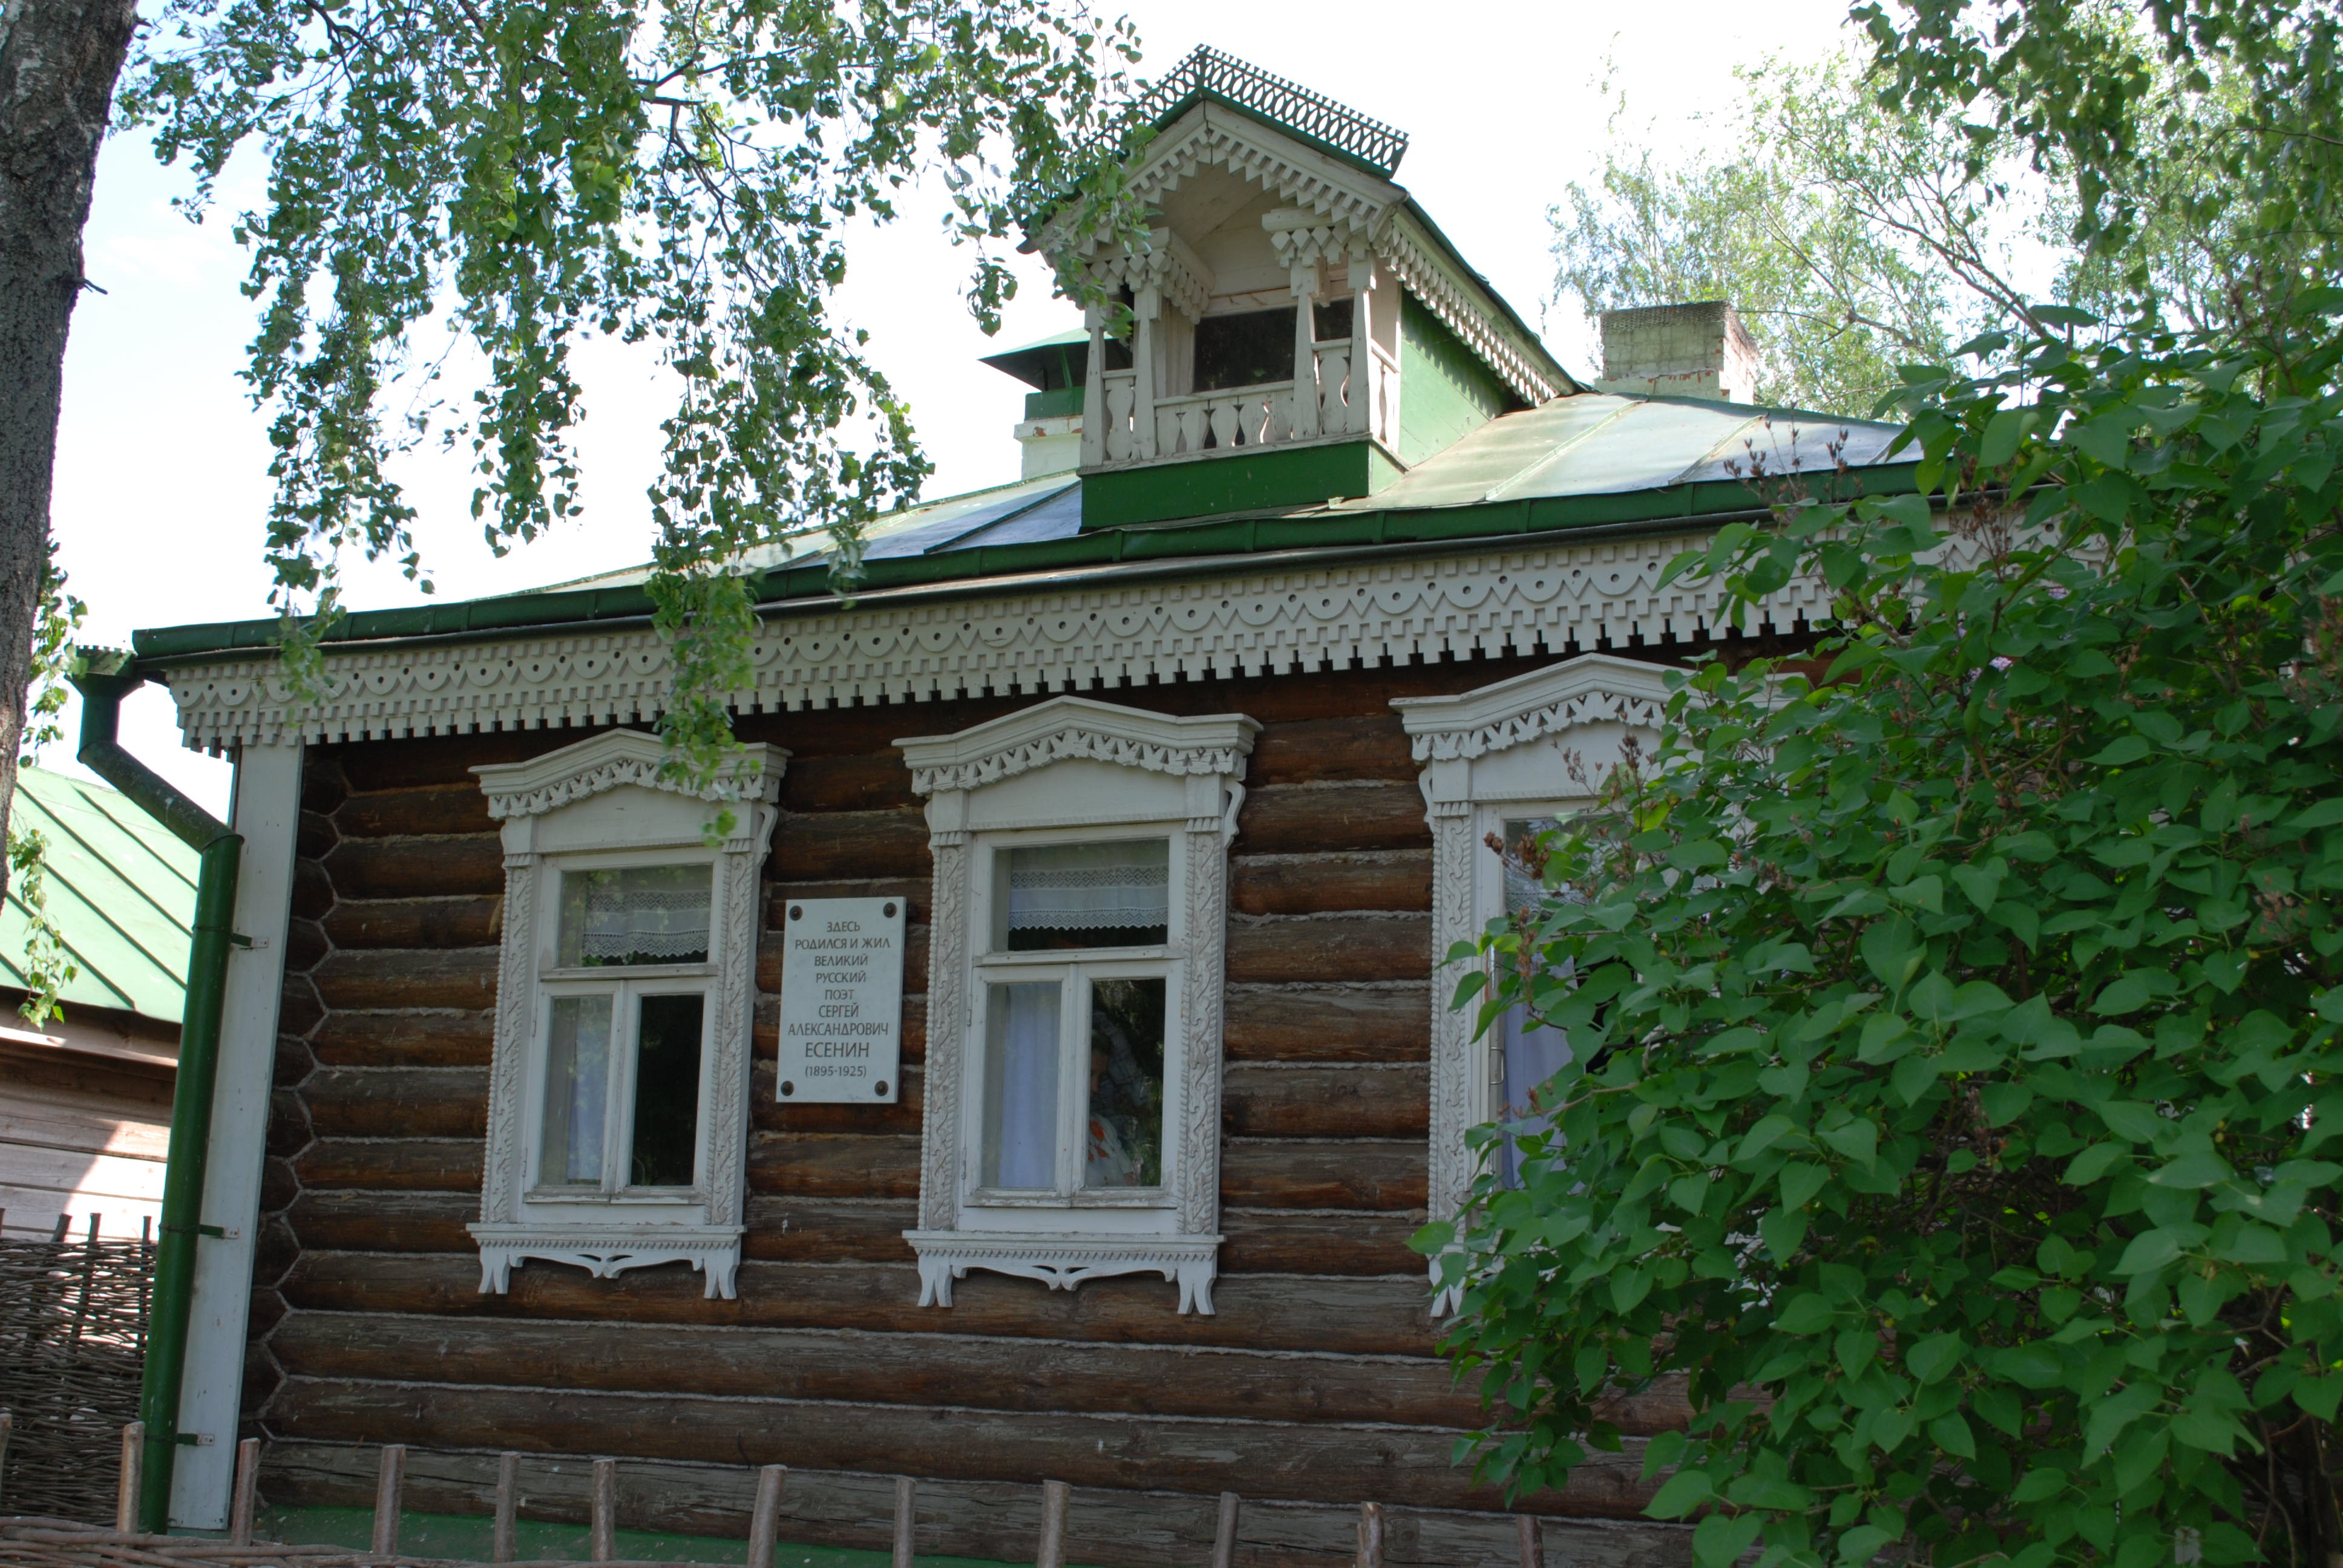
[0,0,137,898]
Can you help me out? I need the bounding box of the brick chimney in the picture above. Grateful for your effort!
[1596,301,1760,403]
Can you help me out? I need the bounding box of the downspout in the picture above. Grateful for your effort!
[70,651,243,1534]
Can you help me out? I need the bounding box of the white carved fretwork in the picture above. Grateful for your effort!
[897,696,1256,1316]
[468,728,784,1300]
[901,1235,1222,1316]
[1393,654,1677,1255]
[161,535,1820,754]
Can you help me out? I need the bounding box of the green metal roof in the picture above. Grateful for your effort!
[129,393,1911,664]
[0,768,197,1024]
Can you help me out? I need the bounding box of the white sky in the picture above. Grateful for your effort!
[49,0,1861,814]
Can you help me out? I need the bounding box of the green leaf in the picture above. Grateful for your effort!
[2065,1142,2132,1184]
[2147,1152,2233,1189]
[1647,1469,1714,1519]
[1928,1410,1977,1459]
[1775,1293,1836,1334]
[2115,1226,2205,1275]
[1818,1117,1878,1167]
[2088,735,2151,767]
[1904,1331,1965,1384]
[1693,1515,1764,1568]
[1979,407,2039,468]
[2091,972,2157,1014]
[1780,1161,1827,1210]
[2010,1467,2069,1503]
[1837,1526,1896,1564]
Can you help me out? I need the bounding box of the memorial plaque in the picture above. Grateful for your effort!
[776,896,905,1103]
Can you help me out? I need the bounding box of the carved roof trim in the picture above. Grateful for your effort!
[1391,652,1678,762]
[896,695,1259,798]
[472,727,787,820]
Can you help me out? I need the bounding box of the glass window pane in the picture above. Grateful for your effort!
[629,993,705,1187]
[541,995,612,1186]
[1498,1004,1571,1187]
[1194,306,1295,391]
[981,982,1061,1189]
[1084,977,1166,1189]
[559,864,713,967]
[1498,817,1562,916]
[1004,840,1168,950]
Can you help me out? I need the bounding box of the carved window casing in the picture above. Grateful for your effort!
[468,729,782,1300]
[1393,654,1674,1278]
[897,696,1257,1315]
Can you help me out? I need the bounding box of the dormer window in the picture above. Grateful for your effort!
[1194,307,1295,393]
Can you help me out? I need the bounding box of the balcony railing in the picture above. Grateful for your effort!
[1087,340,1399,469]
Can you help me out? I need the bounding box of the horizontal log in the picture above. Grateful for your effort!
[336,784,496,839]
[1231,851,1430,916]
[323,897,501,950]
[1225,915,1432,985]
[280,1252,1437,1356]
[313,947,500,1011]
[772,810,930,883]
[1224,984,1428,1063]
[1219,1209,1424,1277]
[744,1197,916,1263]
[1237,783,1427,857]
[286,1189,476,1254]
[1221,1139,1427,1211]
[267,1312,1482,1428]
[302,757,350,814]
[326,835,506,900]
[330,730,567,793]
[295,1137,483,1194]
[304,1067,488,1140]
[309,1010,496,1069]
[1246,716,1417,786]
[259,1439,1695,1568]
[298,809,337,862]
[748,1132,922,1200]
[781,754,917,814]
[286,916,331,973]
[265,1377,1653,1517]
[1223,1064,1427,1139]
[291,858,334,922]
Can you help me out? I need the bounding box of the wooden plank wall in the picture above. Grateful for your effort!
[247,655,1692,1568]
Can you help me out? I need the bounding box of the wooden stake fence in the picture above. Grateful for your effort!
[0,1428,1555,1568]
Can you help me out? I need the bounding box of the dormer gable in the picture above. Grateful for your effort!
[1024,50,1573,529]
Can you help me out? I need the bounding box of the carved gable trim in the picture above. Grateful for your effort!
[1392,652,1677,764]
[1375,214,1561,405]
[473,727,784,821]
[896,696,1259,800]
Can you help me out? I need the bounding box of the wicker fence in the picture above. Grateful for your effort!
[0,1226,153,1523]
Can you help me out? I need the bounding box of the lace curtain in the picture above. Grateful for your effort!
[559,864,713,966]
[1006,840,1169,933]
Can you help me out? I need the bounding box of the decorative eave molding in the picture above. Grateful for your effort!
[1375,212,1559,405]
[471,727,785,820]
[1117,102,1398,238]
[1086,227,1214,322]
[903,1230,1223,1315]
[896,694,1259,798]
[1392,651,1677,762]
[158,534,1826,754]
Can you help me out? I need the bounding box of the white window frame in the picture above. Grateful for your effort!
[469,728,782,1300]
[1392,653,1674,1236]
[897,696,1257,1316]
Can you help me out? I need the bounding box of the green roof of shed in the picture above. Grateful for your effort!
[0,768,198,1024]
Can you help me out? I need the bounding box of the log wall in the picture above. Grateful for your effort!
[249,654,1693,1568]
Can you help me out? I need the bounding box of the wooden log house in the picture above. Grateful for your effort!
[119,48,1910,1568]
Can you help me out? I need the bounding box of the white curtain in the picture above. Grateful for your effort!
[542,995,612,1184]
[983,982,1061,1188]
[1007,840,1168,933]
[560,864,712,965]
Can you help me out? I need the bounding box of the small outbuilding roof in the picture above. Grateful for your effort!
[0,768,198,1024]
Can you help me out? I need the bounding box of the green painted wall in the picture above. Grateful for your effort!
[1080,438,1399,528]
[1395,292,1510,468]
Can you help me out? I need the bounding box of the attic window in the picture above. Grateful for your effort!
[1312,297,1353,343]
[1193,307,1293,392]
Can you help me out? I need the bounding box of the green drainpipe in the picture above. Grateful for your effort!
[70,652,245,1534]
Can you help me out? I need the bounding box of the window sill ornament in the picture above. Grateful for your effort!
[900,1232,1223,1315]
[468,728,784,1300]
[1393,654,1675,1311]
[897,696,1258,1316]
